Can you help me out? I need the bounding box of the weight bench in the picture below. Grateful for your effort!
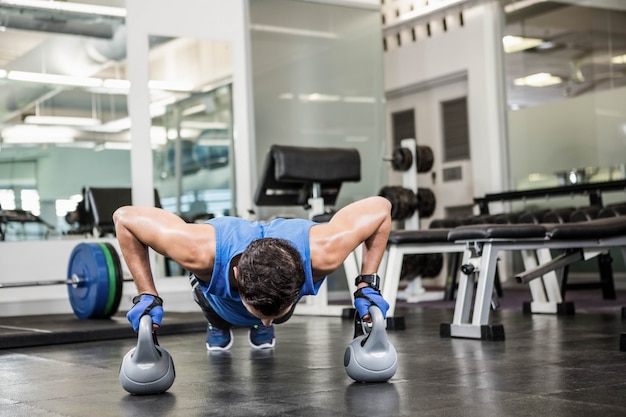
[254,145,361,316]
[254,144,360,220]
[441,216,626,342]
[377,228,465,318]
[86,187,161,237]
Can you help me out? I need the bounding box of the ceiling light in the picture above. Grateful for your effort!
[24,115,100,126]
[85,117,130,133]
[94,141,131,151]
[1,125,76,143]
[8,71,103,87]
[513,72,562,87]
[612,54,626,64]
[250,24,338,39]
[0,69,6,78]
[299,93,341,102]
[103,79,131,90]
[0,0,126,18]
[502,35,544,53]
[148,80,194,92]
[55,141,96,149]
[343,96,376,103]
[180,121,229,130]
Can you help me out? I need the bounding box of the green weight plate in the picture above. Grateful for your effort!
[102,242,123,318]
[67,243,110,319]
[97,243,117,318]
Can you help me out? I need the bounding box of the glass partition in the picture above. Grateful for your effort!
[503,1,626,194]
[249,0,388,219]
[153,83,235,220]
[0,25,235,239]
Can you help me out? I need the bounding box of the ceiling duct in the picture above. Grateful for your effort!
[0,12,115,38]
[0,2,171,125]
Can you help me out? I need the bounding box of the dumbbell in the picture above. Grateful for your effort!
[0,242,129,319]
[401,253,444,280]
[379,186,437,220]
[383,145,434,173]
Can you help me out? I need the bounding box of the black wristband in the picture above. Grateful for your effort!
[132,294,163,306]
[354,274,380,291]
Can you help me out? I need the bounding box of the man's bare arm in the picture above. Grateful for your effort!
[310,196,392,278]
[113,206,215,296]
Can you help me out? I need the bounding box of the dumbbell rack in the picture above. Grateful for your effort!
[393,138,444,303]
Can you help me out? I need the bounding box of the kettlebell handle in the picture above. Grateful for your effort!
[358,305,384,335]
[139,314,153,334]
[139,314,161,346]
[368,305,384,325]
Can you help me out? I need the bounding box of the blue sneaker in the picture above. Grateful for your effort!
[249,324,275,349]
[206,323,233,351]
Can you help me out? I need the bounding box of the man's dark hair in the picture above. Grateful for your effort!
[237,238,305,317]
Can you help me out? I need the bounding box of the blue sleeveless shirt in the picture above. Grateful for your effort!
[196,217,324,326]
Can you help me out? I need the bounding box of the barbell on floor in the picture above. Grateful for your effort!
[0,242,129,320]
[2,238,442,321]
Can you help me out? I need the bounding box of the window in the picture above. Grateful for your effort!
[20,189,40,216]
[0,189,16,210]
[391,109,415,147]
[441,97,470,162]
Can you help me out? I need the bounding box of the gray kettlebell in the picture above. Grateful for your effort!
[344,305,398,383]
[119,315,176,395]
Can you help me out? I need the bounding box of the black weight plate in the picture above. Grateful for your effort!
[103,242,123,318]
[422,253,444,278]
[391,147,413,171]
[416,146,434,173]
[417,188,436,218]
[67,243,110,319]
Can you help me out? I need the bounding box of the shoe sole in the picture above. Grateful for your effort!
[248,338,275,350]
[206,329,234,351]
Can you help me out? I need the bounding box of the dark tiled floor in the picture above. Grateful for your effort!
[2,302,626,416]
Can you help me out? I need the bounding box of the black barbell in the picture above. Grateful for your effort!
[0,242,128,319]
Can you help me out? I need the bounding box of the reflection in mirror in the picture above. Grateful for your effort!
[0,6,132,240]
[503,1,626,191]
[153,84,234,221]
[0,11,234,240]
[148,36,234,223]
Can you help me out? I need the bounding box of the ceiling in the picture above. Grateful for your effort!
[0,0,624,149]
[504,1,626,108]
[0,0,131,146]
[0,0,229,150]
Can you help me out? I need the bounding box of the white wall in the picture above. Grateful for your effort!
[384,2,509,199]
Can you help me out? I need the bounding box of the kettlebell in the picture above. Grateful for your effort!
[344,305,398,383]
[119,315,176,395]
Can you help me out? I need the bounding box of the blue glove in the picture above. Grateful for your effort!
[354,287,389,320]
[126,294,164,332]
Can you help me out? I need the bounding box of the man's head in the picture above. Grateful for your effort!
[236,238,305,320]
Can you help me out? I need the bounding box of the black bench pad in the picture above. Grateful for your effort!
[272,145,360,183]
[448,224,548,241]
[388,229,451,245]
[546,216,626,240]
